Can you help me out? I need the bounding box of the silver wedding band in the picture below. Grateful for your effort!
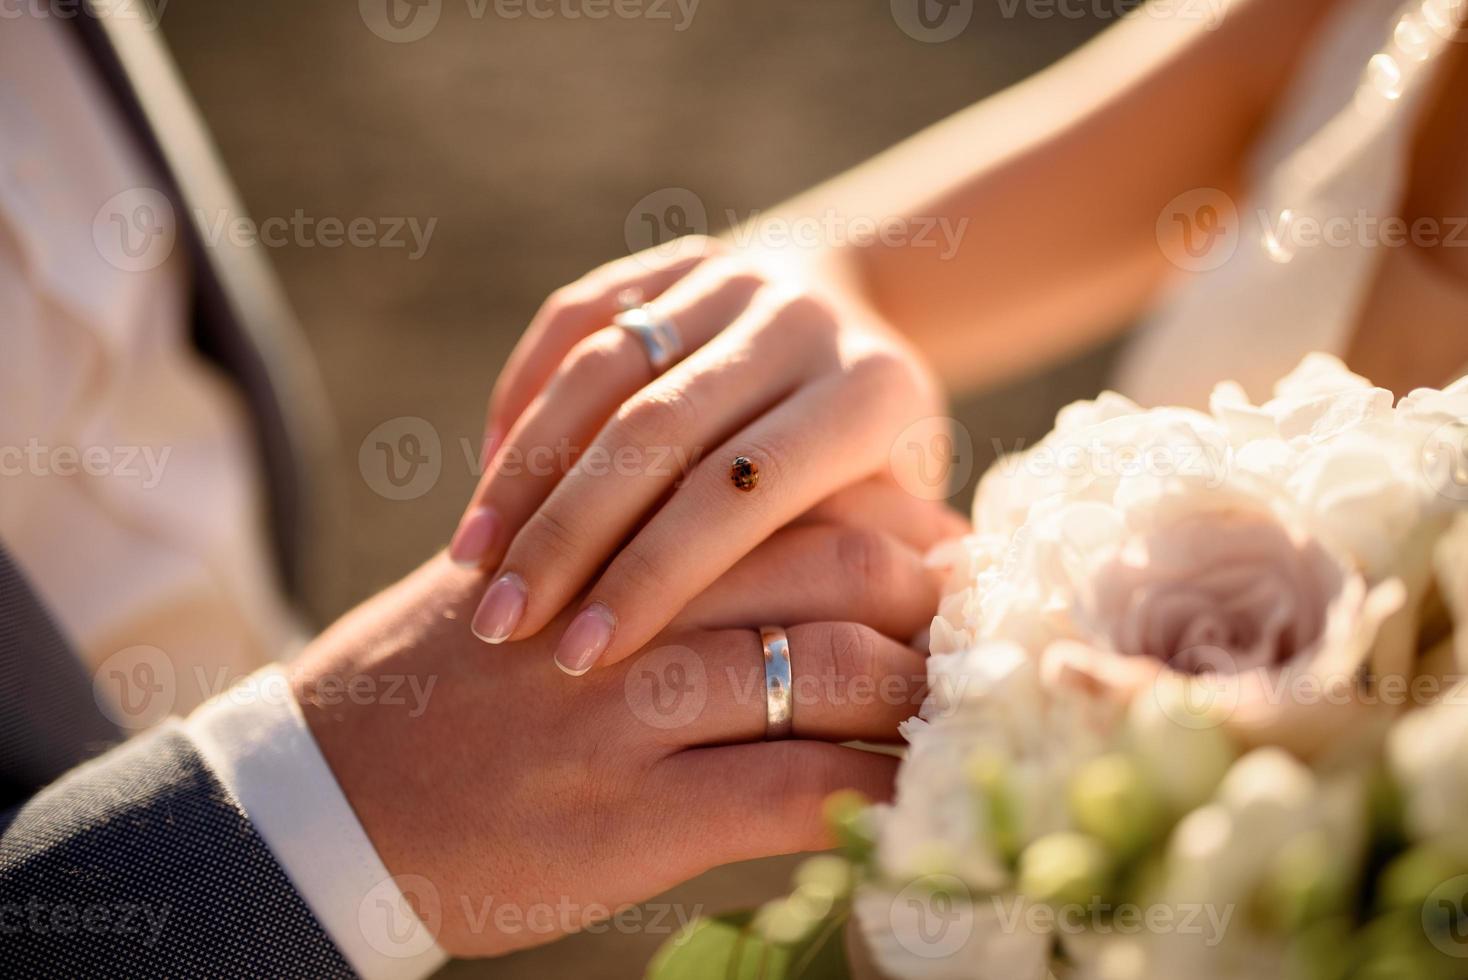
[613,304,682,373]
[760,626,793,740]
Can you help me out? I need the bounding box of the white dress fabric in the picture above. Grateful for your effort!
[1116,0,1468,407]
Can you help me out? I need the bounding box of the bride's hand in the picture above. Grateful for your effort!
[448,236,951,676]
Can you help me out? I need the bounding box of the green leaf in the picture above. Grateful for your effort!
[646,906,853,980]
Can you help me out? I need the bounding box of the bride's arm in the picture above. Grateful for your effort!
[440,0,1347,674]
[746,0,1345,392]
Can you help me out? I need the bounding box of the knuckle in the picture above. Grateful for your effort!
[697,256,765,294]
[517,509,584,566]
[849,348,920,397]
[612,387,699,456]
[607,543,670,603]
[541,283,597,325]
[811,623,880,687]
[751,291,840,351]
[760,290,832,327]
[851,347,906,382]
[563,329,629,382]
[834,528,897,602]
[669,234,727,262]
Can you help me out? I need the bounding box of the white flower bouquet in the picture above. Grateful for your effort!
[649,355,1468,980]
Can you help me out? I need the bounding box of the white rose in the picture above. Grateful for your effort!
[934,355,1462,758]
[1387,682,1468,860]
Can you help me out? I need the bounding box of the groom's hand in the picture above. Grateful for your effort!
[292,519,946,958]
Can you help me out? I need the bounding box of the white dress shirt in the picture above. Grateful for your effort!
[0,12,444,977]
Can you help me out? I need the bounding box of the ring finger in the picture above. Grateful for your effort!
[620,623,927,747]
[450,261,765,572]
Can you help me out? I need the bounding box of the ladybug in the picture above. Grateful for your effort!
[730,456,759,492]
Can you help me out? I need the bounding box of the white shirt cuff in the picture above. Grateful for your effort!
[185,665,448,980]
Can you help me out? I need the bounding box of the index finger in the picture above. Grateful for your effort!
[485,237,724,451]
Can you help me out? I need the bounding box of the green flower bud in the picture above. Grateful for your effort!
[1376,844,1465,912]
[753,895,824,947]
[1354,911,1461,980]
[1126,682,1235,815]
[793,855,856,903]
[823,790,874,863]
[966,749,1020,864]
[1283,917,1352,980]
[1257,831,1346,933]
[1017,832,1112,910]
[1068,754,1161,862]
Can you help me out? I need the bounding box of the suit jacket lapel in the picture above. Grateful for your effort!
[71,2,338,614]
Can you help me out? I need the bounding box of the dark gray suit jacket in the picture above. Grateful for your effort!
[1,4,354,975]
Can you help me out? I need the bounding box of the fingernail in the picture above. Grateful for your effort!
[472,573,526,644]
[554,603,616,677]
[449,506,501,569]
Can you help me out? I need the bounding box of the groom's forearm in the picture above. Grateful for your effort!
[735,0,1343,394]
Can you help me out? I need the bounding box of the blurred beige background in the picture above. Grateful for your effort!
[157,1,1117,975]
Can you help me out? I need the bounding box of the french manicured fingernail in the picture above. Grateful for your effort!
[554,603,616,677]
[449,506,501,568]
[472,573,526,644]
